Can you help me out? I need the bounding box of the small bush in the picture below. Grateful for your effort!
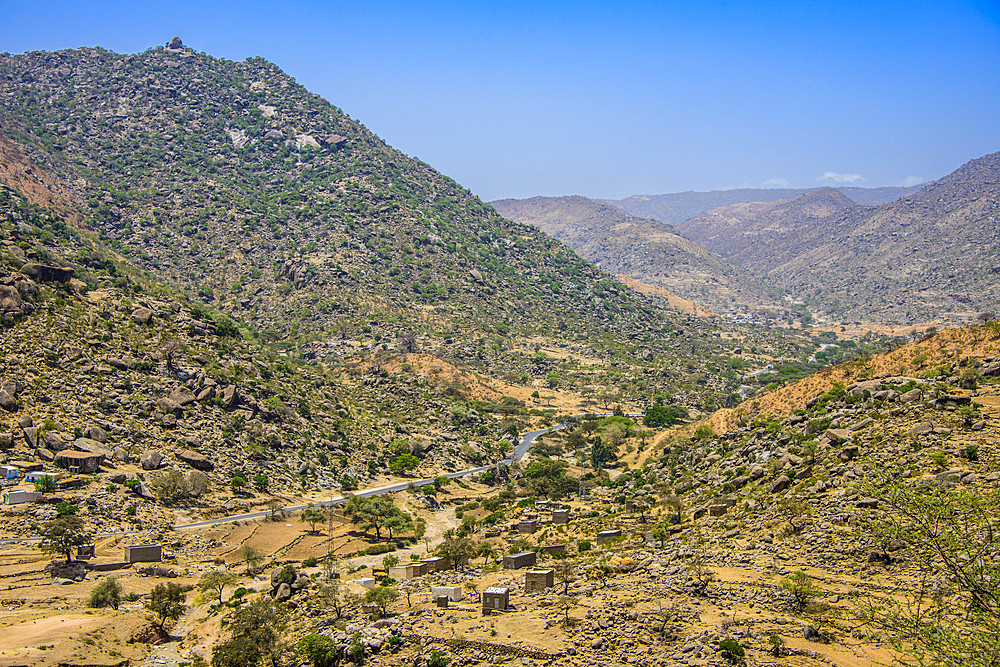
[87,577,122,609]
[365,543,396,556]
[302,556,319,567]
[577,540,592,553]
[719,638,745,662]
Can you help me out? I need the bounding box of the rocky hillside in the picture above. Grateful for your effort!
[677,188,857,266]
[0,41,679,353]
[607,185,923,227]
[737,153,1000,324]
[491,195,770,311]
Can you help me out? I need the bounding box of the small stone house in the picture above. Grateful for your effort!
[420,556,447,572]
[596,529,623,544]
[124,543,162,563]
[0,465,18,480]
[431,585,462,602]
[482,586,509,612]
[540,544,567,557]
[503,551,537,570]
[551,509,570,524]
[524,569,554,592]
[390,564,419,580]
[517,520,538,534]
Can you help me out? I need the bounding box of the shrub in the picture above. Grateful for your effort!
[302,556,319,567]
[577,540,592,553]
[87,577,122,609]
[718,638,745,662]
[427,649,450,667]
[365,543,396,556]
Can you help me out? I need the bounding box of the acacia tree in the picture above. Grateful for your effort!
[40,515,90,563]
[299,505,326,534]
[198,569,237,606]
[146,582,186,631]
[855,472,1000,667]
[344,495,408,541]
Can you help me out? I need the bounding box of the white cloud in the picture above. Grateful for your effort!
[816,171,864,183]
[760,178,791,188]
[901,175,925,187]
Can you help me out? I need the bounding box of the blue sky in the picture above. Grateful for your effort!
[4,0,999,200]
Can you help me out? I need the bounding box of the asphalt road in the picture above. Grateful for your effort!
[171,415,619,530]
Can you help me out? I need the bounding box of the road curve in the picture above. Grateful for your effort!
[173,412,638,530]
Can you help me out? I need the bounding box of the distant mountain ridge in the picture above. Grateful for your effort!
[692,153,1000,323]
[491,195,770,310]
[606,185,924,226]
[678,187,858,267]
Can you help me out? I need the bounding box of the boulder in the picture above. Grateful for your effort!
[169,386,198,406]
[131,307,154,324]
[176,449,213,470]
[900,388,923,403]
[907,422,935,436]
[55,450,105,473]
[85,426,108,443]
[0,389,17,412]
[274,582,292,602]
[140,451,163,470]
[196,386,215,401]
[0,284,34,322]
[168,36,183,49]
[221,384,238,409]
[20,263,74,283]
[824,429,851,443]
[0,433,11,450]
[74,437,113,457]
[769,475,791,494]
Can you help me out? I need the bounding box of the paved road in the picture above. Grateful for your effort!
[172,414,637,531]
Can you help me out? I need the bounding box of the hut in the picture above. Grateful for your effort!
[551,509,570,524]
[596,529,622,544]
[124,543,162,563]
[3,489,41,505]
[503,551,537,570]
[524,568,554,592]
[431,585,463,602]
[517,520,538,534]
[421,556,447,572]
[482,586,509,612]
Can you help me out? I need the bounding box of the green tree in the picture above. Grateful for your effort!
[299,504,326,534]
[855,474,1000,667]
[239,544,265,574]
[432,475,451,490]
[642,404,689,428]
[212,637,261,667]
[344,495,399,541]
[389,453,419,473]
[39,515,90,563]
[384,510,413,541]
[198,569,237,606]
[779,570,820,612]
[297,633,337,667]
[590,435,618,470]
[364,583,399,616]
[146,582,186,631]
[33,475,57,495]
[436,536,476,570]
[87,577,122,609]
[226,597,287,666]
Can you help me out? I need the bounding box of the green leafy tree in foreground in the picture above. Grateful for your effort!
[364,583,399,617]
[146,582,186,631]
[855,472,1000,667]
[221,597,287,667]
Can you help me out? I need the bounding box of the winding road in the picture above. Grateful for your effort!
[171,415,621,531]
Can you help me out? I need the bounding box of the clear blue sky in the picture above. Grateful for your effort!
[4,0,999,200]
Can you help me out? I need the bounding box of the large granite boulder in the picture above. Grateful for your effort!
[176,449,213,470]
